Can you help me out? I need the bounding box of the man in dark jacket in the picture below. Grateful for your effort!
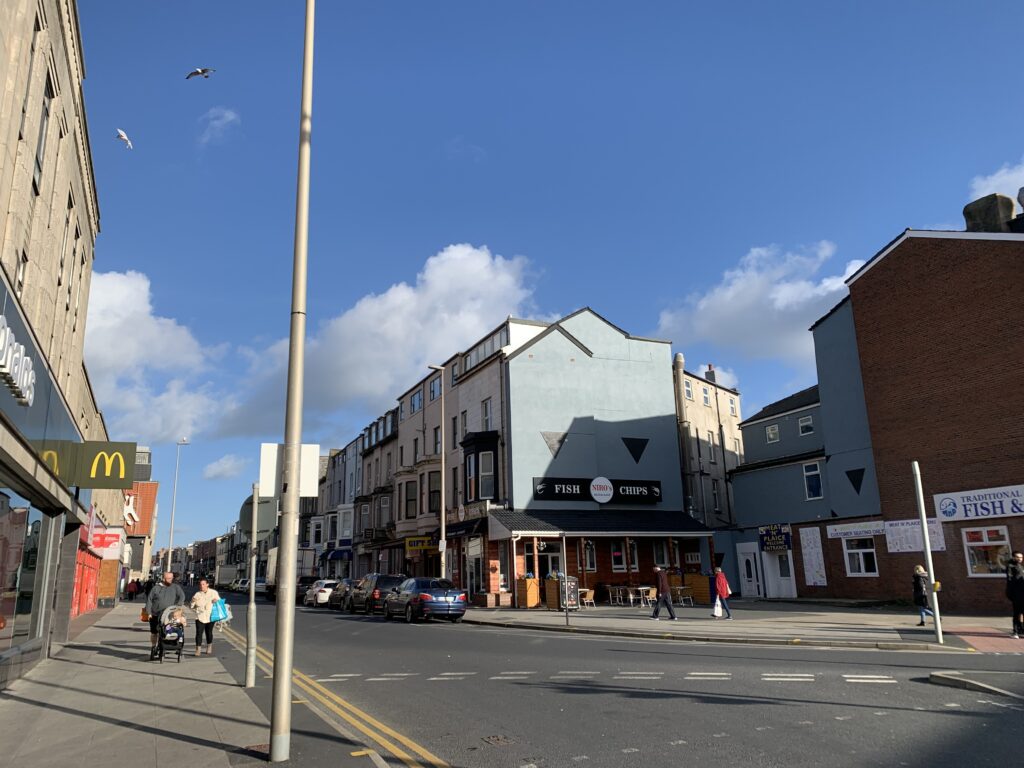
[1007,551,1024,639]
[650,566,677,621]
[146,571,187,658]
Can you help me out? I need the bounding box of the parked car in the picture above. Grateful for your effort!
[326,578,357,610]
[253,578,267,595]
[347,574,406,615]
[303,579,339,607]
[296,576,319,605]
[235,578,250,594]
[383,578,467,623]
[228,578,243,592]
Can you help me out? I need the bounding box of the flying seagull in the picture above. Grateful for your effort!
[186,67,216,80]
[116,128,133,150]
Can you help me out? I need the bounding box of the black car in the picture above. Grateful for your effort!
[296,576,319,605]
[326,578,356,610]
[383,577,467,623]
[347,573,406,615]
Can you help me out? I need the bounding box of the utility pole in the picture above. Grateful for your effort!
[246,483,258,688]
[270,0,315,761]
[428,364,446,579]
[912,461,943,645]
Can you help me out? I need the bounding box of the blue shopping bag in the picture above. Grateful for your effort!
[210,598,230,623]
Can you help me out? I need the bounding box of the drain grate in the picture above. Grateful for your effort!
[482,734,514,746]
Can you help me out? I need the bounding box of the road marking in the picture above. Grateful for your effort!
[220,625,447,768]
[378,673,418,677]
[437,672,475,676]
[500,671,536,675]
[331,673,362,677]
[614,675,662,679]
[367,677,401,682]
[316,678,351,683]
[843,675,897,684]
[571,756,590,762]
[621,747,640,753]
[551,674,597,680]
[669,739,687,745]
[490,676,531,680]
[762,674,815,682]
[428,677,461,681]
[834,716,852,721]
[685,672,731,680]
[558,671,600,675]
[842,674,893,678]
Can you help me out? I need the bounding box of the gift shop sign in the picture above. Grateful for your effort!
[933,484,1024,521]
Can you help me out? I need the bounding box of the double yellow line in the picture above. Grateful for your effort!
[221,625,448,768]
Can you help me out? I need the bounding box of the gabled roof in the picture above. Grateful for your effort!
[740,385,819,426]
[505,307,668,362]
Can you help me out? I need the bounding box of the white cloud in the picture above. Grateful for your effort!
[198,106,241,145]
[203,454,249,480]
[658,241,863,368]
[445,135,487,164]
[217,243,534,437]
[85,271,219,443]
[697,364,739,390]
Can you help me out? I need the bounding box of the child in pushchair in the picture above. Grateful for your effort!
[157,605,188,663]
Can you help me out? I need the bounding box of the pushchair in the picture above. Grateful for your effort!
[156,605,188,663]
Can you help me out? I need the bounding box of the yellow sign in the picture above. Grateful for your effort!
[41,450,59,474]
[405,536,437,554]
[90,450,126,480]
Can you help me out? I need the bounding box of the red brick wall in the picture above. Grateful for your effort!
[129,481,159,539]
[843,235,1024,612]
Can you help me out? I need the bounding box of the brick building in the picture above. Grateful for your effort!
[790,212,1023,613]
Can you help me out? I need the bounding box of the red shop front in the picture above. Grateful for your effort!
[71,547,101,619]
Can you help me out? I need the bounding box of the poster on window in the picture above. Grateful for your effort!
[883,519,946,553]
[800,527,827,586]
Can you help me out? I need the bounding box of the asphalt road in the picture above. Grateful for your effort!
[227,595,1022,768]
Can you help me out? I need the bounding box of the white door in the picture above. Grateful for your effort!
[761,550,797,599]
[735,543,763,598]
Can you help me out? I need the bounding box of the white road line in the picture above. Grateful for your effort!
[762,677,816,682]
[377,673,418,677]
[314,678,349,682]
[366,677,401,682]
[329,673,361,677]
[614,676,662,680]
[844,677,897,684]
[685,672,731,676]
[427,677,460,681]
[841,674,893,678]
[490,676,532,680]
[438,672,476,676]
[551,675,597,680]
[501,671,537,675]
[558,671,600,675]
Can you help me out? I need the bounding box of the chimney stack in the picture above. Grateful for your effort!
[963,193,1016,233]
[705,363,716,384]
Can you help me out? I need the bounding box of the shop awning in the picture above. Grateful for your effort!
[323,549,350,561]
[488,509,712,540]
[444,518,485,538]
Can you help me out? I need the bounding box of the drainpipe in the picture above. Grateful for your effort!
[712,381,734,525]
[672,354,691,515]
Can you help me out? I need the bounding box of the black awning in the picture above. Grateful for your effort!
[489,508,711,538]
[444,518,485,538]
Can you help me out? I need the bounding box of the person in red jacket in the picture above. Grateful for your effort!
[713,567,733,620]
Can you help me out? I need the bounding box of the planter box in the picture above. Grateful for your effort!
[516,578,541,608]
[473,592,513,608]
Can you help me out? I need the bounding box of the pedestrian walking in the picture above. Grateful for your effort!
[711,567,733,620]
[189,578,221,656]
[145,572,187,660]
[125,579,138,602]
[650,566,677,621]
[912,565,934,626]
[1006,551,1024,639]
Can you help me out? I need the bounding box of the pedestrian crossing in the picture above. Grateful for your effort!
[314,669,900,685]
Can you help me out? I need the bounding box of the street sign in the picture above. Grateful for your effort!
[258,443,320,498]
[35,440,137,489]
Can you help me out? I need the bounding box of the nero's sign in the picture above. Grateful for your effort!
[933,484,1024,521]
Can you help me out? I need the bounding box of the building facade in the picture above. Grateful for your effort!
[0,0,117,688]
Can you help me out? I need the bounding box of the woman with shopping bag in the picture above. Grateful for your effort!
[189,578,221,656]
[711,567,733,620]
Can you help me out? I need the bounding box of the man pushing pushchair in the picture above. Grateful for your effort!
[145,571,187,661]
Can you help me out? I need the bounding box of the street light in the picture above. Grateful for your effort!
[165,437,189,573]
[428,364,446,580]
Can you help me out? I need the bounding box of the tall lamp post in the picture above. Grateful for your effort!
[428,364,446,580]
[270,0,315,761]
[165,437,189,573]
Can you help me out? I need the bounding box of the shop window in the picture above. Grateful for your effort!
[610,540,639,572]
[479,451,495,500]
[842,537,878,577]
[962,526,1011,577]
[582,541,597,572]
[652,541,670,567]
[0,495,44,650]
[803,462,823,500]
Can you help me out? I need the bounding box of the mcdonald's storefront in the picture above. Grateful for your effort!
[0,282,120,689]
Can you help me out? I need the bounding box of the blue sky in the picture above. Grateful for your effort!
[77,1,1024,546]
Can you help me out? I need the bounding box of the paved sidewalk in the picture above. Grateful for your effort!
[462,599,1023,653]
[0,603,270,768]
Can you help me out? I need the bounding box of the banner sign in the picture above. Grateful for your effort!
[405,536,437,554]
[933,484,1024,522]
[884,519,946,553]
[35,440,137,489]
[800,527,827,586]
[826,520,884,539]
[758,524,792,553]
[533,477,662,505]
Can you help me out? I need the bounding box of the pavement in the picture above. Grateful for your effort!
[0,603,371,768]
[460,597,1024,653]
[1,597,1020,768]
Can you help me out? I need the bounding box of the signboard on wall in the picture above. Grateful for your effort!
[884,519,946,553]
[758,524,792,553]
[932,484,1024,522]
[36,440,137,489]
[533,477,662,505]
[826,520,884,539]
[800,527,827,586]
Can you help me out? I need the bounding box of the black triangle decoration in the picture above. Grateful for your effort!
[846,468,866,495]
[541,431,569,459]
[621,437,649,464]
